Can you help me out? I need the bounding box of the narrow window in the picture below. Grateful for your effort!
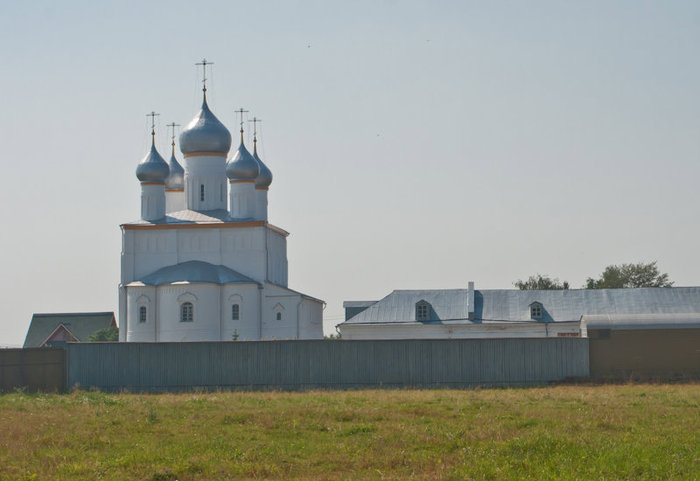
[276,312,282,321]
[231,304,240,320]
[139,306,147,323]
[181,302,194,322]
[415,301,430,321]
[200,184,205,202]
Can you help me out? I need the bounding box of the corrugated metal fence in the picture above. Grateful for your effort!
[0,348,66,392]
[66,338,589,392]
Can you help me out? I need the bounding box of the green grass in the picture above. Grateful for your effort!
[0,384,698,480]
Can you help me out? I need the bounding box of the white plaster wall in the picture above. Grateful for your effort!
[266,229,288,287]
[229,181,256,219]
[122,226,274,285]
[255,188,268,222]
[165,190,185,213]
[156,284,221,341]
[338,322,582,340]
[221,284,262,341]
[126,286,157,342]
[140,183,166,221]
[299,298,324,339]
[184,156,227,211]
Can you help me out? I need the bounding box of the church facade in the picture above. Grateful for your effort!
[118,85,323,342]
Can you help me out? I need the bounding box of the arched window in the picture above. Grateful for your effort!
[415,300,431,321]
[231,303,240,320]
[181,302,194,322]
[276,312,282,321]
[139,306,147,323]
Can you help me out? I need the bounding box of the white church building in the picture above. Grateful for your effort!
[118,80,323,342]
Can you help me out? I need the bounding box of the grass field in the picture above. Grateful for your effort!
[0,384,698,481]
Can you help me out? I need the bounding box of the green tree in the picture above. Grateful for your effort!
[514,274,569,290]
[585,261,673,289]
[87,326,119,342]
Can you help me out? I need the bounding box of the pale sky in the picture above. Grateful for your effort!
[1,1,699,346]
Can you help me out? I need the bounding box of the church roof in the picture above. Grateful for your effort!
[342,287,700,325]
[121,209,290,235]
[128,260,260,286]
[23,312,116,348]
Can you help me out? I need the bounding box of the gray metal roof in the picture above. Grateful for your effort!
[121,210,291,236]
[23,312,116,348]
[342,287,700,325]
[129,260,260,286]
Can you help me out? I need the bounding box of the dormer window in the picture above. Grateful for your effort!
[415,300,431,321]
[530,302,543,320]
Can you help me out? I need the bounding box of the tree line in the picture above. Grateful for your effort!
[514,261,673,290]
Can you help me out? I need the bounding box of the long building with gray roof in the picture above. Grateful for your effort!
[339,283,700,339]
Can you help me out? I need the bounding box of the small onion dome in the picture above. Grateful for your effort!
[226,141,259,180]
[253,150,273,188]
[179,100,232,155]
[136,144,169,182]
[165,152,185,190]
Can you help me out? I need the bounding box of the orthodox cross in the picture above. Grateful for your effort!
[167,122,180,154]
[235,108,249,142]
[249,117,262,153]
[195,58,213,100]
[147,111,159,145]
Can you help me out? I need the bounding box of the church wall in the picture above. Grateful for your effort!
[125,286,157,342]
[299,298,324,339]
[184,156,227,211]
[266,229,288,287]
[220,227,267,282]
[261,285,299,339]
[122,226,272,285]
[156,284,221,341]
[221,284,262,341]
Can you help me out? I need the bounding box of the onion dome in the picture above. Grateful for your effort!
[136,143,169,183]
[226,140,259,180]
[179,99,232,155]
[165,150,184,190]
[253,143,273,188]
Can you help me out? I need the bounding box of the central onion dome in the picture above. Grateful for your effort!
[226,139,259,180]
[136,144,170,183]
[253,146,273,188]
[165,149,185,190]
[179,100,232,155]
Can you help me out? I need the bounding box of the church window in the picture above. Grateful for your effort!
[415,301,430,321]
[139,306,147,323]
[200,184,205,202]
[232,304,240,320]
[276,312,282,321]
[181,302,194,322]
[530,303,543,319]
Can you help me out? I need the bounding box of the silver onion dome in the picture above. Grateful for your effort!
[254,150,273,188]
[226,142,259,180]
[165,152,185,190]
[136,144,170,182]
[179,100,232,155]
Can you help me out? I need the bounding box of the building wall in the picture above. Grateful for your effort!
[125,282,321,341]
[589,328,700,379]
[121,225,287,286]
[339,321,581,340]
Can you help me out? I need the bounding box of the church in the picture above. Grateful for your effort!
[118,72,323,342]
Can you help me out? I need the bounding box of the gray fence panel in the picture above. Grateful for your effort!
[65,338,590,392]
